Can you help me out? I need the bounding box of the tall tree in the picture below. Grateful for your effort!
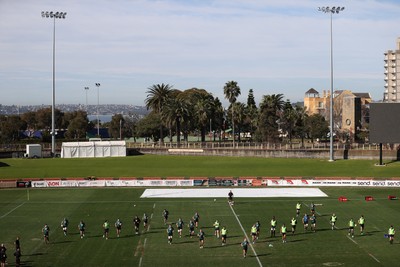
[280,100,296,145]
[194,94,214,142]
[0,115,26,142]
[109,114,125,139]
[162,90,190,145]
[305,114,329,143]
[244,89,258,140]
[212,97,224,142]
[64,111,89,139]
[145,83,173,144]
[135,112,165,142]
[258,94,284,142]
[223,81,241,146]
[293,105,308,148]
[232,102,245,142]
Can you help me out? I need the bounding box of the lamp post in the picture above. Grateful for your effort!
[95,83,101,137]
[318,6,345,162]
[84,87,89,112]
[41,11,67,157]
[119,119,122,140]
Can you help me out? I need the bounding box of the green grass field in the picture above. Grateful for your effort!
[0,155,400,179]
[1,187,400,267]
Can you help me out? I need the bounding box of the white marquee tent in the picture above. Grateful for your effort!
[61,141,126,158]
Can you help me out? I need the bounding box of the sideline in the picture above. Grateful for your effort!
[0,202,25,219]
[228,202,263,267]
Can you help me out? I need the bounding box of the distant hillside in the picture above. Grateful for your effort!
[0,104,149,116]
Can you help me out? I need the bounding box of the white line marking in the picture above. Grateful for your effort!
[346,233,381,263]
[0,203,25,219]
[144,238,147,247]
[138,256,143,267]
[368,253,380,263]
[150,213,153,219]
[153,203,156,209]
[346,235,358,245]
[304,202,380,264]
[228,203,263,267]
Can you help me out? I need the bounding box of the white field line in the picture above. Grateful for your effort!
[344,230,380,263]
[303,202,380,264]
[138,204,155,267]
[228,203,263,267]
[368,253,381,263]
[0,202,25,219]
[346,235,358,245]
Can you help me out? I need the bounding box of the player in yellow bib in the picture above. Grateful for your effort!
[330,214,337,230]
[280,224,287,243]
[358,215,365,235]
[251,224,257,244]
[296,202,301,217]
[221,226,227,246]
[291,217,297,235]
[388,225,395,244]
[270,216,277,237]
[348,218,355,238]
[213,220,220,238]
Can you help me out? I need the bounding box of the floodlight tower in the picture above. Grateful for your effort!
[41,11,67,157]
[95,83,101,137]
[317,6,345,162]
[84,87,89,112]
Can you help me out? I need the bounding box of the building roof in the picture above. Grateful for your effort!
[305,88,319,94]
[353,93,371,98]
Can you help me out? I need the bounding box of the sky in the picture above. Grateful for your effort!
[0,0,399,108]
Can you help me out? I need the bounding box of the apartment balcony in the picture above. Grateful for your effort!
[384,76,388,80]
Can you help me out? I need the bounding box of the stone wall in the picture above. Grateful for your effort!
[128,147,400,160]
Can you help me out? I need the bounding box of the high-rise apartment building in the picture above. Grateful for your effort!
[383,37,400,102]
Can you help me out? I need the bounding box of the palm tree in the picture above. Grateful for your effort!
[232,102,245,142]
[194,95,214,142]
[162,91,190,146]
[223,81,241,146]
[294,105,308,148]
[145,83,173,144]
[212,97,224,142]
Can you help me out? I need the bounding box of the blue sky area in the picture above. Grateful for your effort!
[0,0,399,107]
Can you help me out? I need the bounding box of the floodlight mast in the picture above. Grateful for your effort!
[84,87,89,112]
[317,6,345,162]
[41,11,67,157]
[95,83,101,137]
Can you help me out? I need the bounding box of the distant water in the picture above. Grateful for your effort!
[87,115,113,123]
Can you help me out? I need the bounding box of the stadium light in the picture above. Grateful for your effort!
[95,83,101,137]
[318,6,345,162]
[84,87,89,112]
[41,11,67,157]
